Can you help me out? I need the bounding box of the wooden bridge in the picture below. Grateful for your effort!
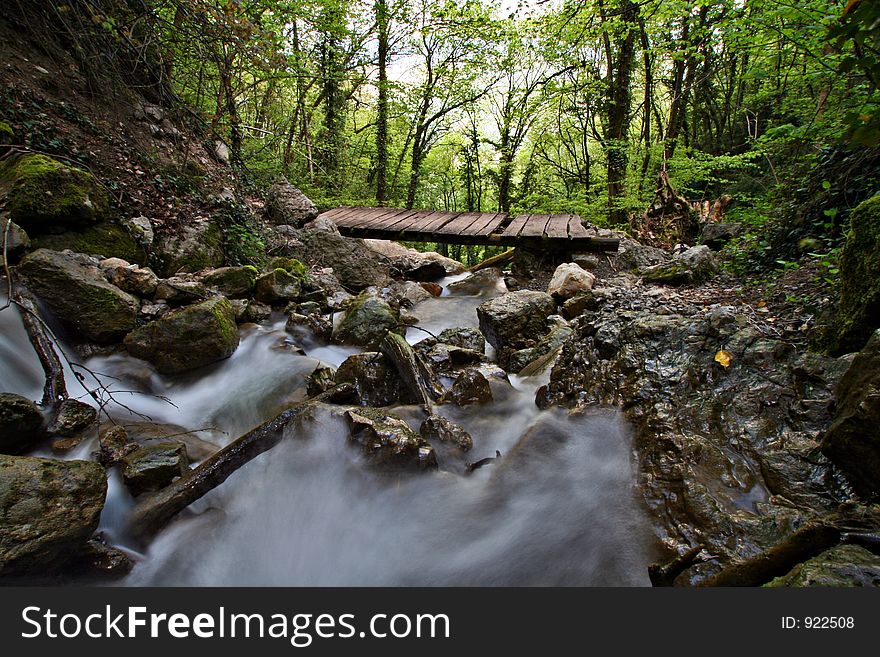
[317,207,619,252]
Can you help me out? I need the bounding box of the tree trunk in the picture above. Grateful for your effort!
[375,0,389,204]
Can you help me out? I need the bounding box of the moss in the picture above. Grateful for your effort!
[829,194,880,355]
[201,266,257,298]
[267,256,306,280]
[212,299,239,344]
[0,154,109,231]
[32,223,147,263]
[0,121,13,143]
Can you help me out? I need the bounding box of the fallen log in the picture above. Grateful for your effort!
[700,506,880,587]
[648,545,704,587]
[379,332,444,409]
[12,283,67,408]
[468,248,515,273]
[127,383,355,542]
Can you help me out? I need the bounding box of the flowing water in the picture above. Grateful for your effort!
[0,276,654,585]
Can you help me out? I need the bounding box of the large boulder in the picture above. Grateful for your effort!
[476,290,556,353]
[18,248,140,343]
[345,409,437,471]
[32,222,147,264]
[363,239,465,278]
[124,297,239,374]
[0,455,106,575]
[265,180,318,227]
[700,222,743,250]
[0,393,45,455]
[255,268,302,304]
[446,268,506,296]
[332,290,400,348]
[548,262,596,300]
[156,218,225,276]
[102,261,159,297]
[284,228,391,291]
[821,329,880,497]
[0,154,109,233]
[831,194,880,354]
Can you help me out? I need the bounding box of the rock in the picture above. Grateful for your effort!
[822,329,880,497]
[201,266,258,298]
[476,290,556,355]
[212,140,230,165]
[0,154,109,233]
[98,425,134,465]
[67,537,133,580]
[230,298,248,321]
[307,365,336,397]
[139,301,170,320]
[444,368,493,406]
[0,219,30,266]
[32,222,147,264]
[421,344,486,373]
[335,353,411,406]
[124,297,240,374]
[640,245,718,285]
[153,275,208,304]
[0,455,106,575]
[286,311,333,342]
[123,422,217,463]
[121,442,188,496]
[363,239,465,276]
[420,282,443,297]
[333,290,400,348]
[286,228,391,291]
[562,288,612,319]
[0,393,45,455]
[265,180,318,227]
[18,249,140,343]
[548,262,596,300]
[616,239,670,271]
[766,545,880,587]
[255,268,302,304]
[437,327,486,353]
[105,263,159,297]
[572,254,600,271]
[390,280,433,307]
[345,409,437,471]
[508,319,573,374]
[447,268,506,296]
[47,399,97,438]
[244,300,272,323]
[504,275,521,291]
[156,218,224,276]
[420,415,473,452]
[303,215,340,233]
[700,222,743,250]
[829,195,880,354]
[122,216,154,246]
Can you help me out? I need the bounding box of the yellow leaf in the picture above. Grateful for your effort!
[714,350,732,368]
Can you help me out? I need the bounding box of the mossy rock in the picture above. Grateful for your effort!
[332,290,400,348]
[121,442,188,496]
[765,545,880,587]
[832,194,880,355]
[266,256,306,280]
[0,121,14,144]
[156,219,225,276]
[0,393,45,455]
[201,265,258,298]
[255,268,302,303]
[123,297,240,374]
[0,154,109,233]
[32,222,148,264]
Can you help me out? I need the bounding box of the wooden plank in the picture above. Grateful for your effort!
[435,212,485,236]
[545,214,570,239]
[501,214,531,238]
[368,209,424,230]
[353,208,412,229]
[416,211,462,233]
[333,207,389,226]
[567,215,591,238]
[459,212,506,237]
[329,206,373,222]
[519,214,551,238]
[317,207,349,220]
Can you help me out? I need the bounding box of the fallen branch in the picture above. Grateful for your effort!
[127,383,356,542]
[468,249,515,272]
[700,506,880,587]
[379,332,443,410]
[648,545,705,587]
[11,283,67,408]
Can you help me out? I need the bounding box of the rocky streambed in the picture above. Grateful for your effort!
[1,213,879,586]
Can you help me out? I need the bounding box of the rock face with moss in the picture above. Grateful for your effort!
[32,222,147,264]
[201,265,258,298]
[832,194,880,354]
[0,154,109,233]
[0,454,106,576]
[639,245,718,285]
[156,218,225,276]
[18,248,140,343]
[121,442,188,496]
[265,180,317,227]
[332,290,400,348]
[255,268,302,303]
[124,297,239,374]
[821,329,880,497]
[766,545,880,587]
